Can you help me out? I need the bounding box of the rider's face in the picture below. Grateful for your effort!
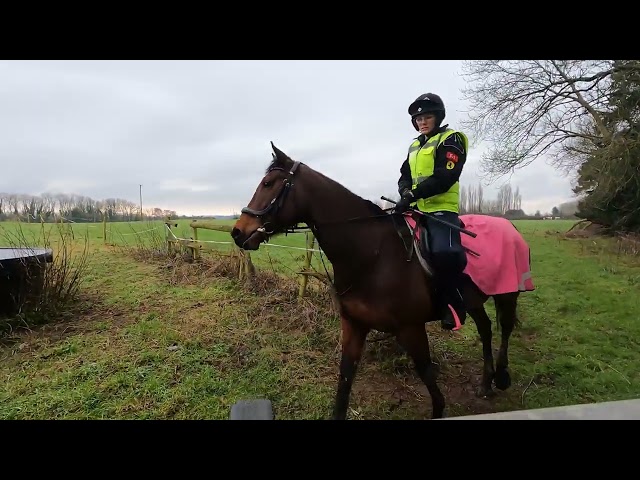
[415,113,436,135]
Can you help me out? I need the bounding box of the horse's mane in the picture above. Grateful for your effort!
[265,155,280,174]
[364,198,386,215]
[267,153,388,218]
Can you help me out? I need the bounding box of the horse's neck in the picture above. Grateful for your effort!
[303,173,387,267]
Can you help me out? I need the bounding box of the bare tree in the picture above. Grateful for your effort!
[476,182,484,213]
[467,184,477,213]
[513,186,522,211]
[459,60,624,179]
[459,185,468,214]
[497,184,515,214]
[40,193,57,219]
[7,194,19,216]
[0,188,180,223]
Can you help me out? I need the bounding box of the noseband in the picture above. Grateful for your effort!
[240,160,301,232]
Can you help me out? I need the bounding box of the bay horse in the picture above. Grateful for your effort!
[231,142,535,420]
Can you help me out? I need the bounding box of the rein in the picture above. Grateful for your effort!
[239,160,397,295]
[283,211,395,234]
[240,160,398,235]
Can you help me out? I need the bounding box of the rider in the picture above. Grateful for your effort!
[395,92,469,330]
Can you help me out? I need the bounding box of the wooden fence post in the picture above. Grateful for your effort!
[237,246,244,280]
[234,248,254,282]
[298,230,316,298]
[164,216,170,255]
[164,216,179,256]
[103,213,107,244]
[192,224,200,261]
[244,250,255,279]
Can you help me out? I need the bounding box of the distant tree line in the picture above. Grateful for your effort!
[461,183,578,219]
[460,60,640,234]
[0,192,176,223]
[459,183,524,216]
[381,181,542,219]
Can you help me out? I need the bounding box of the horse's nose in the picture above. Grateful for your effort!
[231,227,242,240]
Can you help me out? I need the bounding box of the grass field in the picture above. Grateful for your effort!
[1,217,639,419]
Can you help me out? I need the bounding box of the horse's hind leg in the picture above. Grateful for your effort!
[468,306,495,398]
[332,315,369,420]
[493,292,519,391]
[395,325,445,419]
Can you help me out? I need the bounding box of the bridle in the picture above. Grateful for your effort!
[237,158,409,296]
[238,158,341,285]
[238,157,357,296]
[240,158,396,236]
[240,160,301,235]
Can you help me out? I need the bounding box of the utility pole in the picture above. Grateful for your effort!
[139,184,143,220]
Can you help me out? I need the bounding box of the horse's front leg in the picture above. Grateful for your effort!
[395,324,445,419]
[332,314,368,420]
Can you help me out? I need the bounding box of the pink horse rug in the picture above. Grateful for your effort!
[403,213,535,296]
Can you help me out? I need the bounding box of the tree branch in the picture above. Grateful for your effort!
[459,60,617,179]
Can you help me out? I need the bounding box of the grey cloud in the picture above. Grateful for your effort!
[0,60,576,216]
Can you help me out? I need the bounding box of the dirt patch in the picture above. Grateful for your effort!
[347,354,503,419]
[439,358,505,416]
[341,331,509,419]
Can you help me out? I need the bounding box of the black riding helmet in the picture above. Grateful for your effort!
[408,93,446,131]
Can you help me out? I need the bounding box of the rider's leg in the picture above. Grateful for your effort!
[424,211,468,330]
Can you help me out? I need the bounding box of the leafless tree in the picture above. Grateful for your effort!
[459,60,623,179]
[459,186,468,213]
[514,186,522,210]
[0,190,173,222]
[476,182,484,213]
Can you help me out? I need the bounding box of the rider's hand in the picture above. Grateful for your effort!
[395,189,416,212]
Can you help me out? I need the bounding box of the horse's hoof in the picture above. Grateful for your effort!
[494,369,511,390]
[431,403,445,419]
[475,385,495,398]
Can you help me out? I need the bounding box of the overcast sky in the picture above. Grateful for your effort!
[0,60,578,216]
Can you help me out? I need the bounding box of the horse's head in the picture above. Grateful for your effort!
[231,142,305,250]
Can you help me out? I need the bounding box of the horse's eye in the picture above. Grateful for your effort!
[263,180,272,187]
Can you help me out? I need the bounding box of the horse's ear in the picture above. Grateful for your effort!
[270,141,290,163]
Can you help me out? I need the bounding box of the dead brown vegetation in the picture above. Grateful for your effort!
[564,219,640,252]
[0,223,90,337]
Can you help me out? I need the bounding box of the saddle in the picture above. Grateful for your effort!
[392,211,435,277]
[392,211,470,279]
